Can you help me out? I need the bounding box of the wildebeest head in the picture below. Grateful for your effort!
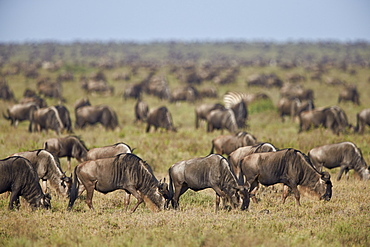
[61,175,73,197]
[158,178,171,209]
[234,184,250,211]
[32,192,52,210]
[317,172,332,201]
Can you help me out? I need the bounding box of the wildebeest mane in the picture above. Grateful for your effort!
[214,155,238,189]
[253,142,277,153]
[113,153,158,195]
[282,148,326,182]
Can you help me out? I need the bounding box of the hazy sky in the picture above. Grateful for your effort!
[1,0,369,43]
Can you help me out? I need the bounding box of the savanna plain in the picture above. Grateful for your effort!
[0,42,369,247]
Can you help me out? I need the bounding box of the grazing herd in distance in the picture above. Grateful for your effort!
[1,58,370,212]
[1,71,370,135]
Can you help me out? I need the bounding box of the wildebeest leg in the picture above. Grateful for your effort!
[248,179,259,204]
[84,182,96,210]
[9,191,20,210]
[215,194,221,212]
[67,157,72,172]
[172,184,188,210]
[337,166,347,181]
[282,185,290,204]
[290,185,301,206]
[42,179,47,193]
[212,186,227,212]
[123,192,131,211]
[145,123,151,133]
[124,187,143,213]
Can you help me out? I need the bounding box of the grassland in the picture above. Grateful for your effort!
[0,42,369,247]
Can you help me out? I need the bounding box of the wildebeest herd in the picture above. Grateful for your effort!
[1,125,368,212]
[0,49,369,214]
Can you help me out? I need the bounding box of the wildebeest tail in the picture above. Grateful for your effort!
[167,169,175,208]
[354,112,360,132]
[67,166,79,210]
[2,110,10,120]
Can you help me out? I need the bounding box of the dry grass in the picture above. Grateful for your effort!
[0,46,369,246]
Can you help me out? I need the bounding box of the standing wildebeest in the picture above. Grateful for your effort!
[44,136,88,171]
[308,142,369,181]
[240,149,332,206]
[146,106,176,132]
[338,84,360,105]
[3,102,39,127]
[228,142,277,185]
[195,103,225,129]
[0,156,52,210]
[134,99,149,123]
[210,131,257,156]
[87,142,132,160]
[206,108,238,133]
[68,153,169,212]
[29,106,64,135]
[355,108,370,134]
[75,105,118,130]
[298,106,349,135]
[10,150,72,196]
[168,154,250,212]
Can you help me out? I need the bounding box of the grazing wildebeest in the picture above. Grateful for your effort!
[240,149,332,206]
[298,106,349,135]
[228,142,277,185]
[0,80,15,101]
[3,102,39,127]
[355,108,370,134]
[206,108,238,133]
[0,156,52,210]
[29,106,64,135]
[74,98,91,110]
[75,105,118,130]
[123,83,143,100]
[168,154,250,212]
[67,153,169,212]
[280,84,314,101]
[146,106,176,132]
[210,131,257,156]
[54,105,73,133]
[170,86,199,103]
[10,149,72,196]
[37,81,64,101]
[338,84,360,105]
[86,142,134,206]
[195,103,225,129]
[278,97,314,122]
[134,99,149,123]
[87,142,132,160]
[308,142,369,181]
[44,136,88,171]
